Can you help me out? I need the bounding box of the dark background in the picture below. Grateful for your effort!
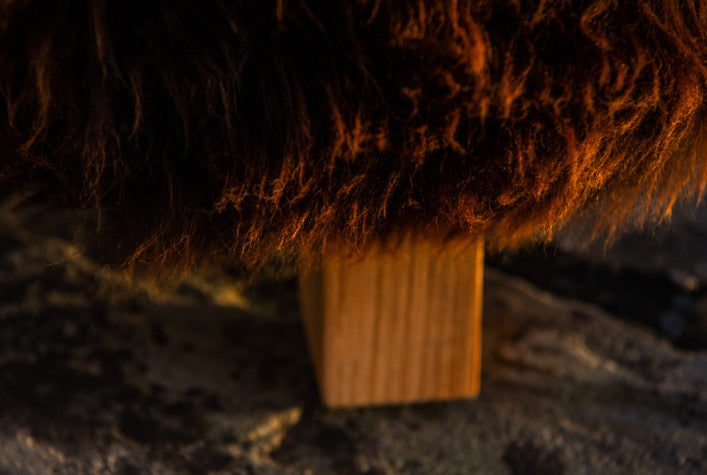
[0,197,705,474]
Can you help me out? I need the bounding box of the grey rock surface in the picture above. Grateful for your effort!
[0,198,706,474]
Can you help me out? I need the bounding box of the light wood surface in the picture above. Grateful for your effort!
[299,237,484,407]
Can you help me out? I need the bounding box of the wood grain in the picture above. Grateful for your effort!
[299,237,484,407]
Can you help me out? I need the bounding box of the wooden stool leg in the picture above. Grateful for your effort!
[299,237,484,407]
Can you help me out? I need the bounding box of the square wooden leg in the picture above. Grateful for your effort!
[299,237,483,407]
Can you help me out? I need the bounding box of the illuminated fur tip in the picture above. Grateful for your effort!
[0,0,705,273]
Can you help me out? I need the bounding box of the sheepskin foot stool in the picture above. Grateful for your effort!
[299,237,484,407]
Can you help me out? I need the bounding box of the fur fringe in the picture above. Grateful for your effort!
[0,0,706,273]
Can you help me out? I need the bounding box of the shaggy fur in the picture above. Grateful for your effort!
[0,0,706,272]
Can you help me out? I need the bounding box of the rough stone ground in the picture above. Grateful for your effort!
[0,196,706,474]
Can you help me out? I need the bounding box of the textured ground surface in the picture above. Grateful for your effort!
[0,197,706,474]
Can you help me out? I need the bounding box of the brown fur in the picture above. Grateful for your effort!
[0,0,706,273]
